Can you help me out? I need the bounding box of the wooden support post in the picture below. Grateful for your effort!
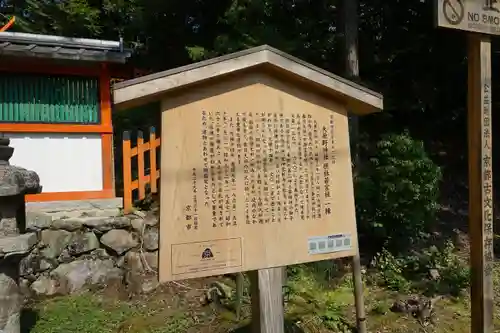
[235,272,244,320]
[249,268,284,333]
[351,253,366,331]
[149,127,158,193]
[122,131,132,213]
[339,0,367,332]
[100,63,115,196]
[137,130,146,200]
[467,33,494,333]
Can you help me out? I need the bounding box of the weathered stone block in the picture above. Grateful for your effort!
[67,232,100,255]
[0,265,21,332]
[30,275,59,297]
[100,230,138,255]
[50,259,123,294]
[0,233,38,258]
[130,218,145,232]
[0,197,24,237]
[20,253,56,276]
[0,163,41,197]
[144,214,159,226]
[123,251,157,274]
[82,216,131,232]
[26,212,54,231]
[83,208,122,217]
[143,227,159,251]
[144,251,158,271]
[40,230,73,259]
[51,218,85,231]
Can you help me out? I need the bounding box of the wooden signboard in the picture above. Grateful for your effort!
[159,75,357,281]
[113,46,383,332]
[467,34,494,332]
[435,1,495,332]
[436,0,500,35]
[112,45,383,283]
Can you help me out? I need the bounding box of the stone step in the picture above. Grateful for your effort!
[28,208,121,220]
[26,212,127,231]
[26,198,123,212]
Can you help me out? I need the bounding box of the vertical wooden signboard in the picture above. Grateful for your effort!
[435,1,495,331]
[467,33,494,332]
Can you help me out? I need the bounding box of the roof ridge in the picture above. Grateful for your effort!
[0,31,124,51]
[113,45,383,114]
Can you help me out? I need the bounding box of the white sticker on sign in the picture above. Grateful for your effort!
[308,234,352,255]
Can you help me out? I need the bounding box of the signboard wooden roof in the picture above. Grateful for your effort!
[436,0,500,35]
[113,45,382,115]
[113,46,383,282]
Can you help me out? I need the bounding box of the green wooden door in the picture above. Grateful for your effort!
[0,73,100,124]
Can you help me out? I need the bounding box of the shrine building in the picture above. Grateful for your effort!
[0,31,132,202]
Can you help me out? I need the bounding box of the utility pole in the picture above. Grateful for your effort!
[337,1,367,332]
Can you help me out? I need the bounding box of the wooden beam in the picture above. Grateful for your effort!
[100,63,115,195]
[235,272,244,320]
[0,123,112,134]
[249,268,285,333]
[122,131,133,213]
[467,33,494,333]
[25,190,114,202]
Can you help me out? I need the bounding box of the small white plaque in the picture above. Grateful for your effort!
[308,234,352,255]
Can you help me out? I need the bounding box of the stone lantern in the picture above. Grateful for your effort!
[0,135,41,333]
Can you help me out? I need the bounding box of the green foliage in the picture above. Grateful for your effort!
[286,267,354,332]
[320,300,351,332]
[186,46,210,61]
[356,131,442,252]
[30,293,194,333]
[370,241,470,296]
[405,241,470,296]
[31,294,131,333]
[7,0,102,36]
[2,0,471,135]
[370,249,411,292]
[148,314,193,333]
[370,301,391,315]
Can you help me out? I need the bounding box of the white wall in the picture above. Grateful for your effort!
[8,133,104,193]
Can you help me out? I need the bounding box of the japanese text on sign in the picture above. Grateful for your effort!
[185,110,337,230]
[482,82,494,275]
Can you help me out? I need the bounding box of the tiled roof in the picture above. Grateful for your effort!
[0,31,132,63]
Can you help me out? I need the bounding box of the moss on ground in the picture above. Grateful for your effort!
[23,263,500,333]
[28,294,193,333]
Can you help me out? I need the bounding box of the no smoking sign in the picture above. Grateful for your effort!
[443,0,465,25]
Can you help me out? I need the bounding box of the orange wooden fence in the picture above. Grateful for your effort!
[122,127,160,213]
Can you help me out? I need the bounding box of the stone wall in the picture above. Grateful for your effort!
[18,207,160,297]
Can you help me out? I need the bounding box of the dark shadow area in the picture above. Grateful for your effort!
[231,320,305,333]
[16,194,27,233]
[20,308,39,333]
